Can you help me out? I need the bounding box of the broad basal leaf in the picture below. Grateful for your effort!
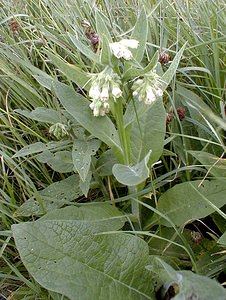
[152,180,226,227]
[12,204,153,300]
[112,150,151,186]
[53,81,122,157]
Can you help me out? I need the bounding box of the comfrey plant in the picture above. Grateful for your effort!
[11,8,226,300]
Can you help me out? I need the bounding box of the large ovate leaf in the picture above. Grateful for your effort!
[152,180,226,227]
[14,175,82,217]
[129,99,166,165]
[72,139,101,181]
[112,150,151,186]
[12,204,154,300]
[53,81,122,157]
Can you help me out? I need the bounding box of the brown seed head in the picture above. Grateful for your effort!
[9,19,20,34]
[176,107,186,121]
[159,51,171,65]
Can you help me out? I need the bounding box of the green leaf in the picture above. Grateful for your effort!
[95,11,113,43]
[152,180,226,227]
[13,142,48,158]
[53,81,122,156]
[176,85,226,131]
[46,51,91,89]
[129,99,166,164]
[79,170,92,197]
[218,231,226,246]
[123,50,159,79]
[161,43,187,91]
[131,7,148,62]
[14,175,82,217]
[14,107,66,124]
[95,11,112,65]
[112,150,151,186]
[72,139,101,181]
[13,141,71,158]
[12,204,153,300]
[96,149,117,176]
[188,151,226,178]
[68,33,100,64]
[37,150,74,173]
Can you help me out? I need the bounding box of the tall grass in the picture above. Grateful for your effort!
[0,0,225,298]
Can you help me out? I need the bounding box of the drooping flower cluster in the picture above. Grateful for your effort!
[109,39,139,60]
[132,71,163,105]
[88,67,122,117]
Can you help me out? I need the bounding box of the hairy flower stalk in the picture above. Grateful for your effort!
[88,67,122,116]
[132,71,163,105]
[109,39,139,60]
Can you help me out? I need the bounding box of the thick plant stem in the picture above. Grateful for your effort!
[114,99,141,227]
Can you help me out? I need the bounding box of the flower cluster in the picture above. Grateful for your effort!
[88,67,122,117]
[109,39,139,60]
[132,71,163,105]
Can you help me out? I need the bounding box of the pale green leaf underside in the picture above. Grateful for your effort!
[152,180,226,226]
[113,150,151,186]
[12,204,153,300]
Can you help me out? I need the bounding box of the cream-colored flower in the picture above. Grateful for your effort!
[120,39,139,48]
[89,84,101,100]
[100,84,109,101]
[111,83,122,98]
[145,87,156,104]
[109,39,139,60]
